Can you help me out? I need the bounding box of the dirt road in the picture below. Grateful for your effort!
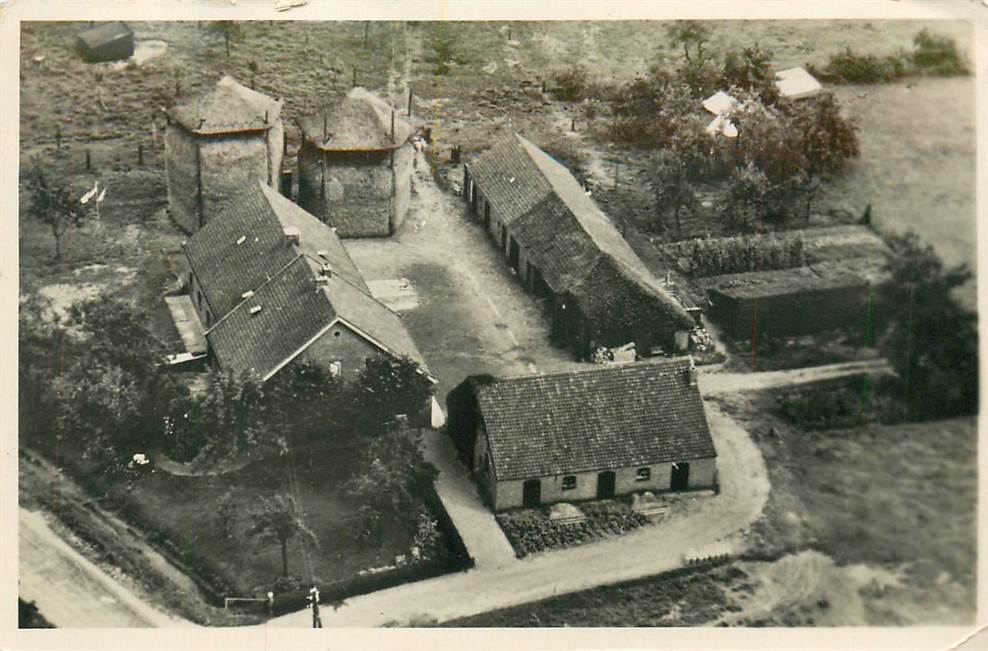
[19,508,183,628]
[698,359,892,395]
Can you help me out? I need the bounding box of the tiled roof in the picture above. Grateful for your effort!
[466,136,552,226]
[470,134,692,327]
[206,256,337,380]
[187,181,427,380]
[298,87,412,151]
[476,359,717,481]
[184,183,300,318]
[77,22,132,49]
[168,76,282,135]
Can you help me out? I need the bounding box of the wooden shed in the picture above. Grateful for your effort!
[76,22,134,63]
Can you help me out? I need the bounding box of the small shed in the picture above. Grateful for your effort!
[775,67,823,100]
[165,76,284,234]
[76,22,134,63]
[296,87,415,238]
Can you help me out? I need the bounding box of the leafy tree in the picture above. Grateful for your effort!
[344,425,437,541]
[263,361,347,447]
[878,233,978,420]
[195,369,267,453]
[554,64,589,101]
[651,150,698,236]
[246,494,318,577]
[26,164,87,261]
[207,21,244,58]
[787,92,859,176]
[664,21,714,64]
[349,355,433,438]
[721,45,780,105]
[912,29,968,76]
[722,162,769,233]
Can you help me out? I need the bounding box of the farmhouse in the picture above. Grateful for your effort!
[165,76,284,234]
[168,180,430,391]
[696,225,892,339]
[296,88,414,238]
[449,358,718,511]
[76,22,134,63]
[462,134,696,357]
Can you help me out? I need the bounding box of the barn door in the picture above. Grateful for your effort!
[522,479,541,508]
[509,237,521,273]
[596,471,616,499]
[670,462,690,491]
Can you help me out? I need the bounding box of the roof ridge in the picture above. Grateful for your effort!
[479,357,692,389]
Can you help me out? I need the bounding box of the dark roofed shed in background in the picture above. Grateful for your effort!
[76,22,134,63]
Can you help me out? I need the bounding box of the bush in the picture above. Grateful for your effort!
[817,47,907,83]
[776,383,878,431]
[662,232,805,277]
[553,64,589,101]
[912,29,968,76]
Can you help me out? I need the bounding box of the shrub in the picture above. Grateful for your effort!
[776,383,877,430]
[662,232,805,277]
[817,47,908,84]
[911,29,968,76]
[553,64,589,101]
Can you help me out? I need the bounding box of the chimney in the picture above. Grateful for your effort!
[315,275,330,287]
[320,263,333,276]
[687,355,697,387]
[249,305,263,315]
[283,226,301,245]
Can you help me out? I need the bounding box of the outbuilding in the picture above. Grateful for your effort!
[165,76,284,234]
[449,358,718,511]
[76,22,134,63]
[296,88,414,238]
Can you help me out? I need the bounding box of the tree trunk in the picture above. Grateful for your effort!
[225,34,231,58]
[280,539,289,576]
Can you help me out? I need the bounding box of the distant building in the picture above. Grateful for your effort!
[168,181,430,390]
[462,133,696,357]
[297,88,414,238]
[449,358,718,511]
[76,22,134,63]
[165,76,284,234]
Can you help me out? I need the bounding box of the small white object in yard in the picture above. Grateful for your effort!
[80,181,99,205]
[702,90,738,116]
[132,453,149,466]
[431,396,446,428]
[483,61,498,75]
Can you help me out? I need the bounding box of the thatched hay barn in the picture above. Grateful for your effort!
[165,76,284,234]
[296,88,414,238]
[76,22,134,63]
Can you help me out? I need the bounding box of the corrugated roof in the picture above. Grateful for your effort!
[168,76,283,135]
[476,359,716,481]
[76,22,133,50]
[298,87,413,151]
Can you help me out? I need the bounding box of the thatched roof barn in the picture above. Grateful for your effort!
[296,87,414,238]
[165,76,284,234]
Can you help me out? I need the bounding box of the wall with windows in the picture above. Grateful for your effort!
[488,456,718,511]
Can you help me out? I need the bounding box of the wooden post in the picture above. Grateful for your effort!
[352,68,357,87]
[138,144,144,166]
[407,87,412,117]
[283,138,288,155]
[56,128,61,149]
[571,118,575,132]
[85,149,91,172]
[364,22,369,48]
[508,27,511,41]
[322,113,327,141]
[614,160,620,190]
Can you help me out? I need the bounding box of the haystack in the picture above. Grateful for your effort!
[165,76,284,234]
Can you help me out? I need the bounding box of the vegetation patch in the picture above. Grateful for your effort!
[811,29,969,84]
[496,500,649,558]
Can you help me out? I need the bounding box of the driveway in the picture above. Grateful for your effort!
[266,400,769,627]
[699,359,892,395]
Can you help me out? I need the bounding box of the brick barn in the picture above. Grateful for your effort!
[448,358,718,511]
[296,88,414,238]
[167,181,431,397]
[165,76,284,234]
[462,133,696,357]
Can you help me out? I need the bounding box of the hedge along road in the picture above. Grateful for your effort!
[265,400,770,627]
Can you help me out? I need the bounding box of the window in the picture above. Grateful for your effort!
[562,475,577,490]
[329,361,342,378]
[636,467,651,482]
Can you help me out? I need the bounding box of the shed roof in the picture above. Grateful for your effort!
[469,134,692,326]
[298,87,413,151]
[168,76,283,135]
[702,90,739,116]
[775,67,823,100]
[187,181,427,380]
[76,22,133,50]
[475,358,716,481]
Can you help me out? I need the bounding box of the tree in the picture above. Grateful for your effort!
[651,150,698,236]
[554,64,590,101]
[26,164,87,261]
[721,45,780,105]
[262,361,347,449]
[878,233,978,420]
[344,425,437,541]
[787,92,859,176]
[349,355,432,438]
[722,162,769,233]
[246,494,318,577]
[664,21,714,65]
[207,21,244,58]
[195,369,267,454]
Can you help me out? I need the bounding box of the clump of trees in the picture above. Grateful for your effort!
[813,29,969,83]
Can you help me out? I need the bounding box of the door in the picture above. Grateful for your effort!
[596,471,616,499]
[670,462,690,491]
[484,203,491,228]
[522,479,541,508]
[509,237,521,274]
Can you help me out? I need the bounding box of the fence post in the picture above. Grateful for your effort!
[138,144,144,167]
[56,128,61,149]
[85,149,91,172]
